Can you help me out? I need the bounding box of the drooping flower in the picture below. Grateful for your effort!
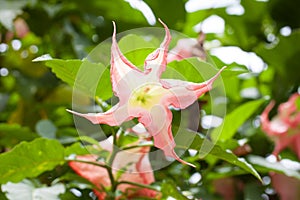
[261,93,300,159]
[167,32,206,62]
[68,19,226,167]
[69,129,158,200]
[270,172,300,200]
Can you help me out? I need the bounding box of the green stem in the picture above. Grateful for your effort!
[66,158,108,169]
[121,143,153,151]
[116,181,160,192]
[107,128,119,192]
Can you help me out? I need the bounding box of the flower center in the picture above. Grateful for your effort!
[129,83,169,110]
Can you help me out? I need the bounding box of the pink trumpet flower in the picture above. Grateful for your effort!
[261,93,300,159]
[68,19,226,167]
[69,135,158,199]
[167,33,206,62]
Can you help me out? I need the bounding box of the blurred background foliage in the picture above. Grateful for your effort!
[0,0,300,199]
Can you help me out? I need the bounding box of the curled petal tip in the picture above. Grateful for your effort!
[66,109,81,116]
[112,21,116,39]
[157,18,169,35]
[171,150,196,168]
[158,18,165,26]
[66,109,73,114]
[220,66,227,71]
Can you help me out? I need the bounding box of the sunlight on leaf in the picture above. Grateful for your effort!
[0,138,65,184]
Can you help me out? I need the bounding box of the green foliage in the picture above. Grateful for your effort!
[161,179,189,199]
[175,130,261,181]
[248,156,300,180]
[0,123,38,148]
[212,99,266,141]
[36,58,112,100]
[0,138,65,184]
[1,0,300,199]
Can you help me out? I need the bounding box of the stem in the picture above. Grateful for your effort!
[66,158,108,169]
[121,143,153,151]
[108,128,119,167]
[116,181,160,192]
[107,127,119,192]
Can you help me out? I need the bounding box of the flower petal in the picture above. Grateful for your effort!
[271,173,300,200]
[67,104,132,126]
[167,33,206,62]
[111,21,144,97]
[139,105,195,167]
[144,19,171,79]
[69,155,109,200]
[115,145,157,198]
[278,93,300,127]
[162,66,226,109]
[261,101,288,136]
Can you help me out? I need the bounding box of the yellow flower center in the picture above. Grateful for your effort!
[129,83,169,110]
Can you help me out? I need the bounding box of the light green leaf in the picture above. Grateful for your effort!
[118,34,157,68]
[64,142,89,157]
[211,99,266,141]
[164,58,245,84]
[35,57,112,100]
[0,138,65,184]
[248,155,300,180]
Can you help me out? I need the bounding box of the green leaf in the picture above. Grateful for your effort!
[118,34,157,68]
[0,123,38,148]
[255,31,300,86]
[296,97,300,111]
[161,180,188,200]
[144,0,186,30]
[35,57,112,100]
[64,142,89,157]
[0,138,65,184]
[211,99,266,141]
[215,0,267,50]
[164,58,218,83]
[76,135,101,146]
[164,57,246,85]
[175,130,261,181]
[248,155,300,180]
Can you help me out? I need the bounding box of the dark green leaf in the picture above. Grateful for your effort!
[255,31,300,86]
[161,180,188,200]
[0,124,38,148]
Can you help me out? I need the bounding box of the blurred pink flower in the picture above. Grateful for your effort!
[68,20,225,167]
[270,172,300,200]
[69,135,158,200]
[261,93,300,159]
[167,33,206,62]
